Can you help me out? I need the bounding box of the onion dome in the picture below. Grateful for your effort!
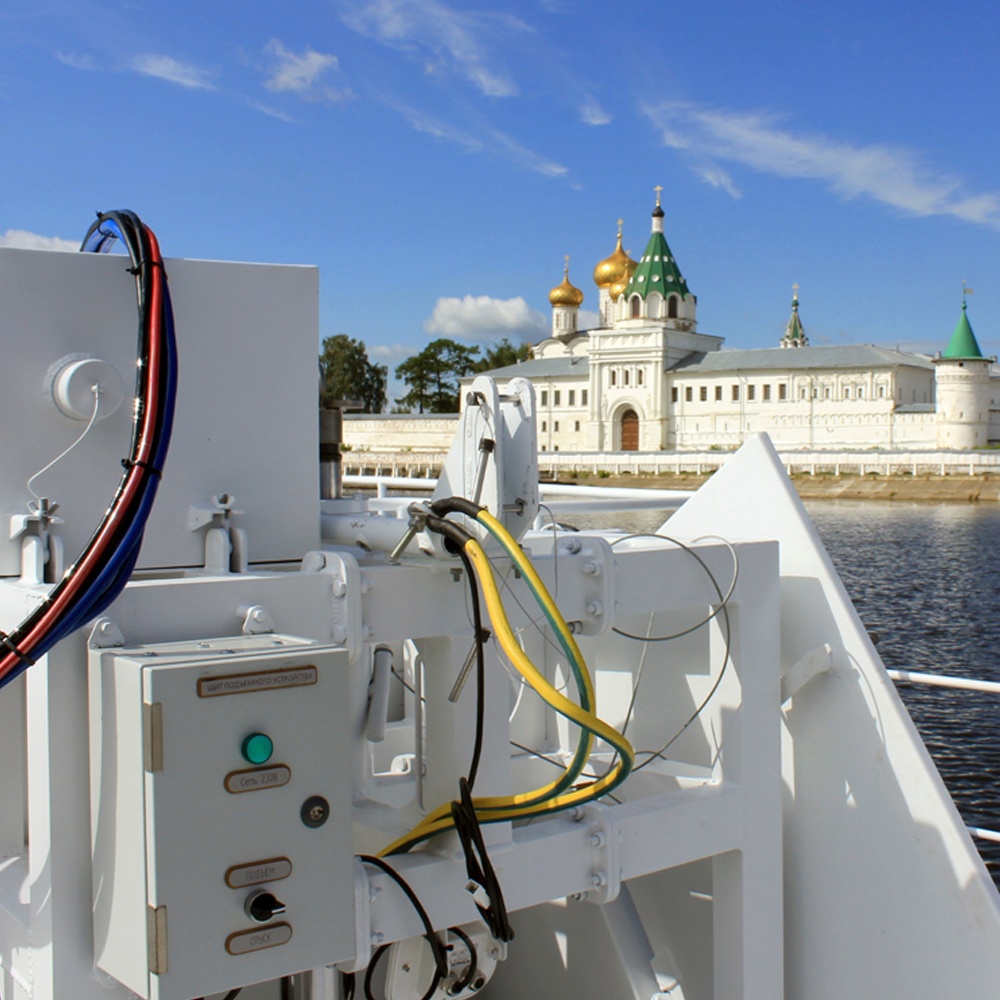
[608,256,638,302]
[593,223,636,288]
[549,261,585,307]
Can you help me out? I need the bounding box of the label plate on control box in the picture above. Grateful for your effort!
[226,858,293,888]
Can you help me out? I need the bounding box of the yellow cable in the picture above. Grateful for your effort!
[475,509,591,703]
[378,533,634,856]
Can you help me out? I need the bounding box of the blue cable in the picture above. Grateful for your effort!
[0,211,177,691]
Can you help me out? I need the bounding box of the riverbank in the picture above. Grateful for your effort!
[552,471,1000,502]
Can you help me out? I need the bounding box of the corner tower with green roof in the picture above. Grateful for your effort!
[942,301,984,359]
[618,187,697,330]
[934,296,993,449]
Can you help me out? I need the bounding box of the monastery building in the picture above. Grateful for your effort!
[471,190,998,452]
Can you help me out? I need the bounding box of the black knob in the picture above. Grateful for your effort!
[245,890,287,923]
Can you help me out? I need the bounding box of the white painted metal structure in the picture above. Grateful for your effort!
[0,246,998,1000]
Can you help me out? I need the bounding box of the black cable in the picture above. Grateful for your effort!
[0,209,176,688]
[357,854,448,1000]
[340,971,356,1000]
[362,944,393,1000]
[421,510,487,790]
[447,924,479,993]
[449,777,514,944]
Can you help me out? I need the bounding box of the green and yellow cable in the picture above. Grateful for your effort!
[380,517,633,856]
[431,499,597,801]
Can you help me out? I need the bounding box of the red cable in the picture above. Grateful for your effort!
[0,226,167,680]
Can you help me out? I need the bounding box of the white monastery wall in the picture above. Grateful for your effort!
[342,415,459,453]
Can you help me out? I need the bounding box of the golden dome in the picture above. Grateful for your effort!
[549,262,585,307]
[593,225,636,288]
[608,254,638,301]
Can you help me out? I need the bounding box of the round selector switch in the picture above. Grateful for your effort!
[241,732,274,766]
[244,889,287,924]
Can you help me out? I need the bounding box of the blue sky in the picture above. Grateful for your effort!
[3,1,1000,400]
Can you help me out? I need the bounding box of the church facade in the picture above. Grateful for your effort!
[473,192,999,453]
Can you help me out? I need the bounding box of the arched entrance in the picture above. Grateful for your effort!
[620,408,639,451]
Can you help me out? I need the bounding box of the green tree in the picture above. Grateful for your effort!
[472,338,532,373]
[320,334,387,413]
[395,338,480,413]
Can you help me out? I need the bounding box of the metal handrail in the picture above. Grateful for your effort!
[888,668,1000,845]
[887,668,1000,696]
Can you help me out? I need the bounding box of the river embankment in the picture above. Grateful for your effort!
[553,472,1000,502]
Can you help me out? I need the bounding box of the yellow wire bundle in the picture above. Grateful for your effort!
[380,511,634,856]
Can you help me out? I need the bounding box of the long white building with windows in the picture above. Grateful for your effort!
[473,191,999,452]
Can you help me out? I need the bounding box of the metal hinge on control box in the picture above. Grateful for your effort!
[88,634,355,1000]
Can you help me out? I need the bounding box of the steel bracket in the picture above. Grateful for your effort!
[581,801,623,904]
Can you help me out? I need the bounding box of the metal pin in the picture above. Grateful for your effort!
[470,438,495,507]
[388,524,419,563]
[448,640,480,703]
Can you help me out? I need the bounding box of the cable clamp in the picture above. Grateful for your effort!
[126,259,164,275]
[464,880,491,909]
[0,631,35,666]
[121,457,163,478]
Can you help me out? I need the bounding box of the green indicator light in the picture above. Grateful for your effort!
[242,732,274,766]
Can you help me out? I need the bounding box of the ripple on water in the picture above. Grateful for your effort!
[806,500,1000,885]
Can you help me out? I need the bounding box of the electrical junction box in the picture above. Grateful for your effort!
[0,247,320,576]
[89,634,354,1000]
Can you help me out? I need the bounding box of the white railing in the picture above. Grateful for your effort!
[342,448,1000,479]
[888,668,1000,845]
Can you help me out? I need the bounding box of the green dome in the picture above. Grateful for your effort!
[622,230,691,301]
[942,303,984,360]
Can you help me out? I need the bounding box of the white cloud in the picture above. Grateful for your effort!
[485,127,568,178]
[264,40,350,103]
[642,100,1000,227]
[696,163,741,199]
[578,308,600,330]
[385,102,567,179]
[129,54,215,90]
[369,342,415,363]
[55,51,99,71]
[423,295,547,341]
[579,101,611,126]
[340,0,524,97]
[390,102,484,152]
[0,229,77,251]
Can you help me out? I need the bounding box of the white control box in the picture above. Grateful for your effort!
[89,635,354,1000]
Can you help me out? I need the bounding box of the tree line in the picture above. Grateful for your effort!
[320,334,531,414]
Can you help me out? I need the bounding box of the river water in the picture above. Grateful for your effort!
[804,500,1000,885]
